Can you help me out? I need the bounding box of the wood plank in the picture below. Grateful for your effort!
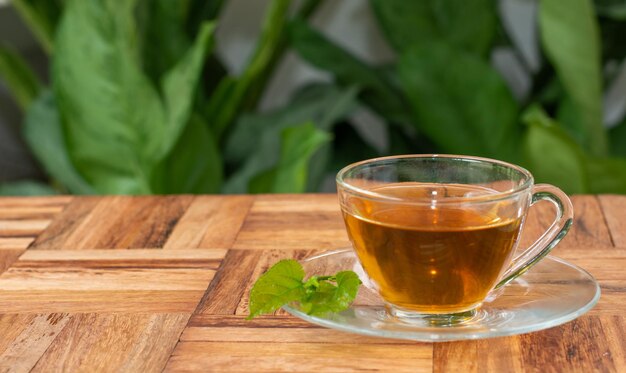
[233,229,349,250]
[433,337,523,372]
[15,249,226,269]
[0,205,65,220]
[188,314,323,329]
[434,316,625,372]
[0,267,215,291]
[232,194,350,250]
[180,326,408,344]
[32,313,189,373]
[193,249,262,315]
[165,342,432,372]
[0,220,51,237]
[0,314,71,373]
[0,290,206,313]
[252,194,342,212]
[0,238,33,250]
[518,316,623,372]
[164,195,254,249]
[598,195,626,247]
[0,314,36,356]
[601,316,626,368]
[0,249,22,275]
[0,196,72,208]
[30,197,101,250]
[66,196,195,249]
[32,196,194,250]
[0,248,221,312]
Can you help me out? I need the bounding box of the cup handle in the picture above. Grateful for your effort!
[494,184,574,289]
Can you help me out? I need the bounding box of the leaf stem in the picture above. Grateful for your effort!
[241,0,325,111]
[12,0,55,54]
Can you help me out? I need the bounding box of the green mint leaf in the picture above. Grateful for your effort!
[247,259,306,320]
[300,271,362,316]
[247,260,362,320]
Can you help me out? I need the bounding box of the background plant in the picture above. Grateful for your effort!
[0,0,625,195]
[0,0,355,195]
[289,0,626,194]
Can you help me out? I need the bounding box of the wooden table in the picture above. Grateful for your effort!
[0,194,623,372]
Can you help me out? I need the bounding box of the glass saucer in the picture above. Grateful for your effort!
[282,249,600,342]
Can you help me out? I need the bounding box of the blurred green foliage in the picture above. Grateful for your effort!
[0,0,625,195]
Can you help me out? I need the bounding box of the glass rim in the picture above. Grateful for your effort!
[335,154,534,204]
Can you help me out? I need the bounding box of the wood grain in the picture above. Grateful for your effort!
[0,314,71,373]
[0,248,225,313]
[0,194,623,372]
[0,249,22,275]
[233,195,349,250]
[0,220,51,237]
[0,238,33,250]
[164,195,253,249]
[32,313,189,373]
[166,342,433,372]
[0,196,72,207]
[29,197,100,250]
[598,195,626,246]
[434,316,626,372]
[192,249,262,315]
[32,196,194,250]
[14,249,226,269]
[434,337,524,372]
[519,316,623,372]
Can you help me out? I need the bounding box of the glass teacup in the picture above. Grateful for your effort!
[336,155,573,325]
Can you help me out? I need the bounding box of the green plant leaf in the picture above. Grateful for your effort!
[187,0,226,35]
[0,44,41,110]
[522,106,588,194]
[539,0,607,156]
[247,259,306,320]
[247,260,362,319]
[160,22,216,159]
[609,119,626,157]
[249,122,332,193]
[226,122,331,194]
[369,0,497,56]
[289,20,409,124]
[556,95,587,147]
[12,0,63,53]
[398,41,520,160]
[152,113,223,194]
[0,181,57,196]
[595,0,626,19]
[207,0,292,140]
[23,91,95,195]
[137,0,193,82]
[225,84,357,165]
[223,85,356,194]
[300,271,361,316]
[53,0,166,194]
[586,157,626,193]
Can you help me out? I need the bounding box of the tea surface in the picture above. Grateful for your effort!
[343,183,523,313]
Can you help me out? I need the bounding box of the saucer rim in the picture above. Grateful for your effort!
[282,248,601,342]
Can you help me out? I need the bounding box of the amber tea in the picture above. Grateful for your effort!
[343,183,524,314]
